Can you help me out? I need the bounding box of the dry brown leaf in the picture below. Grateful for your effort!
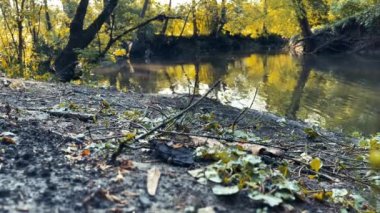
[97,163,111,171]
[120,160,134,170]
[112,169,124,183]
[172,143,184,149]
[103,191,128,204]
[147,167,161,196]
[81,149,91,157]
[233,143,284,157]
[9,79,26,91]
[1,137,16,145]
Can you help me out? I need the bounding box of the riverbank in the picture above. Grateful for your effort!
[0,77,377,212]
[130,34,287,60]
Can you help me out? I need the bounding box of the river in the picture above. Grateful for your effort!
[89,53,380,135]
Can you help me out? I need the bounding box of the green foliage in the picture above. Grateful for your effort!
[192,146,300,207]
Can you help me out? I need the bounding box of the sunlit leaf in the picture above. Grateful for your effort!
[243,155,262,165]
[188,168,205,178]
[312,191,332,201]
[331,188,348,203]
[212,185,239,195]
[304,128,319,140]
[310,157,323,172]
[278,165,289,177]
[249,193,283,207]
[205,168,222,183]
[369,150,380,170]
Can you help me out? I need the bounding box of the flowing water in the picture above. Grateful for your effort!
[89,53,380,135]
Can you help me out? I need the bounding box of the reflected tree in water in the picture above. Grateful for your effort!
[286,58,311,120]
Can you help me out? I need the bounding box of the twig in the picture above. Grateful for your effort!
[110,80,222,163]
[231,88,259,132]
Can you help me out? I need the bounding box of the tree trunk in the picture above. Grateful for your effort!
[140,0,150,18]
[54,0,118,82]
[262,0,268,36]
[14,0,26,67]
[217,0,227,36]
[192,0,198,37]
[160,0,172,35]
[209,0,219,36]
[44,0,52,31]
[292,0,314,53]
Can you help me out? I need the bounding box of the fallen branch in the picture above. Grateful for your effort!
[110,80,222,163]
[100,14,183,57]
[158,130,286,150]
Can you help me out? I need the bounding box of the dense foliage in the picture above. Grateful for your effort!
[0,0,379,79]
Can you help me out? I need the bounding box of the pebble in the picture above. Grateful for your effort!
[139,195,151,208]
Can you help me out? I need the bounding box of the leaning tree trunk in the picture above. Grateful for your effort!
[292,0,314,53]
[54,0,118,82]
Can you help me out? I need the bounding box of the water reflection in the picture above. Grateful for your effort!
[90,54,380,135]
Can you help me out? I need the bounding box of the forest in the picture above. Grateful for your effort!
[1,0,380,212]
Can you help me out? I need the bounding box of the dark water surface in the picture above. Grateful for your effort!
[89,54,380,135]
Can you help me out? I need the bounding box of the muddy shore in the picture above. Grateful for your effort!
[0,77,371,212]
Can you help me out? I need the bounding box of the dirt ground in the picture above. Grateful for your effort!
[0,78,371,212]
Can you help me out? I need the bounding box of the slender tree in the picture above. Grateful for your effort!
[53,0,119,82]
[191,0,198,37]
[140,0,150,18]
[160,0,172,35]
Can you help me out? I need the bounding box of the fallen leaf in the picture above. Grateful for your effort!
[190,136,284,157]
[0,132,18,144]
[190,136,223,147]
[112,169,124,183]
[234,143,284,157]
[205,168,222,183]
[188,168,205,178]
[304,128,319,140]
[212,185,239,195]
[81,149,91,157]
[172,143,184,149]
[198,206,216,213]
[1,137,16,144]
[312,191,332,201]
[147,167,161,196]
[249,194,283,207]
[101,190,128,204]
[369,150,380,170]
[120,160,134,170]
[310,157,323,172]
[9,79,26,91]
[97,163,111,171]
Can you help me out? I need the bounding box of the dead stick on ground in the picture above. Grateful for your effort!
[110,80,222,163]
[231,88,259,133]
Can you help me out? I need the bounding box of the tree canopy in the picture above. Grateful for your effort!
[0,0,379,80]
